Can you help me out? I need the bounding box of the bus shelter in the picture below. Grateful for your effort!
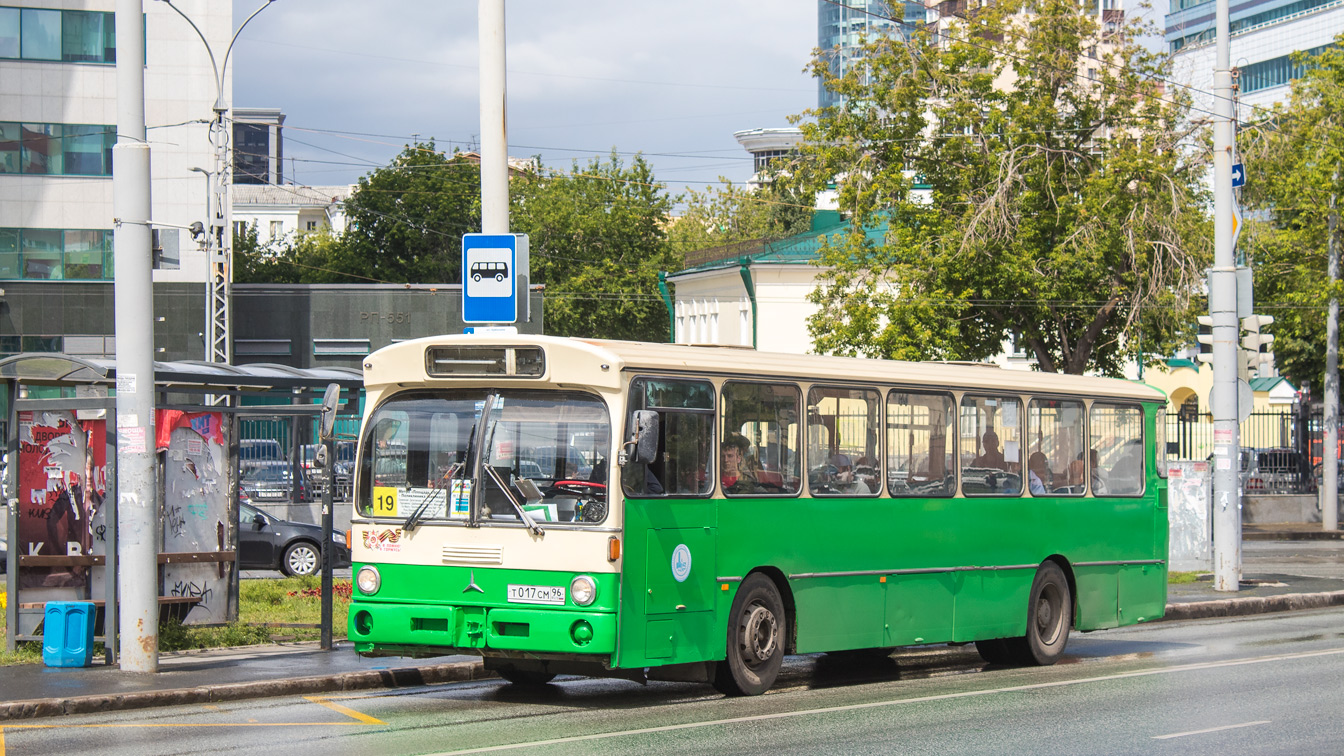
[1,354,362,662]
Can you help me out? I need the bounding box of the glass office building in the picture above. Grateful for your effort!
[817,1,925,109]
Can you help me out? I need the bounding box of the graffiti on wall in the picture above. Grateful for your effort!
[16,411,107,590]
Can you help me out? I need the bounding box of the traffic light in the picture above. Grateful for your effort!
[1240,314,1275,379]
[1196,315,1214,364]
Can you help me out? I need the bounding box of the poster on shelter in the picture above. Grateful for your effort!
[16,411,108,589]
[159,410,235,624]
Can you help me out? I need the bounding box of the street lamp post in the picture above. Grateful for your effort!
[158,0,276,366]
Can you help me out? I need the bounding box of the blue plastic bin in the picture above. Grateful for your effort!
[42,601,96,668]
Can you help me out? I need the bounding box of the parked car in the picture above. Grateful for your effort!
[239,462,311,503]
[1246,447,1311,494]
[239,438,285,464]
[238,501,349,577]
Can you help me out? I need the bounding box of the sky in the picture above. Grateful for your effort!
[229,0,820,196]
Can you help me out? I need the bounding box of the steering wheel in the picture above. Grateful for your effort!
[551,480,607,497]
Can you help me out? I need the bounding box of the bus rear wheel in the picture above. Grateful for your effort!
[1021,561,1071,665]
[979,561,1072,666]
[714,574,785,696]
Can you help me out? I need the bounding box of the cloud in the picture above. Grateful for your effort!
[230,0,816,189]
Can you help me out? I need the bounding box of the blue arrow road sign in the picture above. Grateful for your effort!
[1231,163,1245,188]
[462,233,524,324]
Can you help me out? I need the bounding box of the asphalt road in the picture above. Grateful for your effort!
[5,607,1343,755]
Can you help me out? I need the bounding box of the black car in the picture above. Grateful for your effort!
[240,462,312,503]
[238,501,350,577]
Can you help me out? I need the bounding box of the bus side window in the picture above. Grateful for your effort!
[721,381,801,496]
[1091,403,1144,496]
[888,391,956,497]
[623,377,714,498]
[807,386,881,497]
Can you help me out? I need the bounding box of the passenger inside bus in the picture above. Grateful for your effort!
[828,453,871,494]
[1028,452,1051,494]
[972,430,1007,470]
[721,433,762,494]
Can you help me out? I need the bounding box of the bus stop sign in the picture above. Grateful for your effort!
[462,233,529,324]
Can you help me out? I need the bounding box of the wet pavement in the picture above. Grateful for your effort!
[1,524,1341,721]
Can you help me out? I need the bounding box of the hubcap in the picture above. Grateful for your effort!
[741,604,778,663]
[1035,584,1063,645]
[290,547,317,574]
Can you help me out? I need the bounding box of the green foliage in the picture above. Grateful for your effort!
[669,180,814,253]
[510,153,679,341]
[341,140,482,283]
[790,0,1210,374]
[1239,38,1344,387]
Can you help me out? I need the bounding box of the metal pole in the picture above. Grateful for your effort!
[1326,187,1339,531]
[320,435,334,650]
[114,0,161,670]
[5,383,16,652]
[1211,0,1241,591]
[479,0,509,234]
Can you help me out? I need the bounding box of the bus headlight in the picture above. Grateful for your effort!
[356,565,381,595]
[570,575,596,606]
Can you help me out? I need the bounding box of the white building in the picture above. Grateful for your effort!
[1167,0,1344,116]
[0,1,231,287]
[232,184,352,247]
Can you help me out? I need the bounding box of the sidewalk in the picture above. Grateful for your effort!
[3,525,1343,722]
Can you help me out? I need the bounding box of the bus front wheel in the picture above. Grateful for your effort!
[496,666,556,686]
[714,574,785,696]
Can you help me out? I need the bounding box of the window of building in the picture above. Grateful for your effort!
[807,386,880,496]
[1,7,116,63]
[0,122,113,176]
[0,8,18,58]
[0,227,112,281]
[888,391,955,497]
[305,220,318,231]
[269,220,284,239]
[312,338,371,356]
[721,382,801,495]
[1027,398,1085,496]
[1091,402,1144,496]
[960,395,1023,495]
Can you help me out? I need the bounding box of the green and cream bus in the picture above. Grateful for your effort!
[347,335,1168,695]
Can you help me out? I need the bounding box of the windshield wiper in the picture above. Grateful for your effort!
[484,465,544,537]
[403,462,459,533]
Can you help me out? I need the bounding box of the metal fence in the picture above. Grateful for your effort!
[1167,405,1318,494]
[238,412,361,502]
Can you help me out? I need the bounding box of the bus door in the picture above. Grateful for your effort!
[616,377,718,668]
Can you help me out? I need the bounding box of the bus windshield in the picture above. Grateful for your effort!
[358,390,612,525]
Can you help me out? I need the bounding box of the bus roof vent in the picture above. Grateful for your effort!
[425,346,545,378]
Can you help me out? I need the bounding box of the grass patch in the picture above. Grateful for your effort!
[1168,571,1206,584]
[161,576,352,652]
[0,578,351,661]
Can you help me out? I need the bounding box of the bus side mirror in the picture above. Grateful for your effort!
[621,411,659,466]
[315,444,330,470]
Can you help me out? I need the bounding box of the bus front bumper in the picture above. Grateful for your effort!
[348,601,615,655]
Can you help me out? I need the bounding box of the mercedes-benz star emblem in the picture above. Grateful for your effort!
[464,569,485,594]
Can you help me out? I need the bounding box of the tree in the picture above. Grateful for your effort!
[668,180,815,255]
[790,0,1211,375]
[510,153,678,341]
[340,140,482,283]
[1239,38,1344,388]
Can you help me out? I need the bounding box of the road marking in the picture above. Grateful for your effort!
[1,725,6,756]
[7,723,370,729]
[429,647,1344,754]
[1153,720,1271,740]
[304,695,387,725]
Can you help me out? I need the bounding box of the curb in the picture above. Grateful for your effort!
[1161,589,1344,622]
[1244,530,1344,541]
[0,659,489,723]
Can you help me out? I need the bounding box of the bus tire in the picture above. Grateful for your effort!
[496,667,556,686]
[975,638,1015,665]
[713,574,785,696]
[1021,561,1071,665]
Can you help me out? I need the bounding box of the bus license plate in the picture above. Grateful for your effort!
[507,584,565,605]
